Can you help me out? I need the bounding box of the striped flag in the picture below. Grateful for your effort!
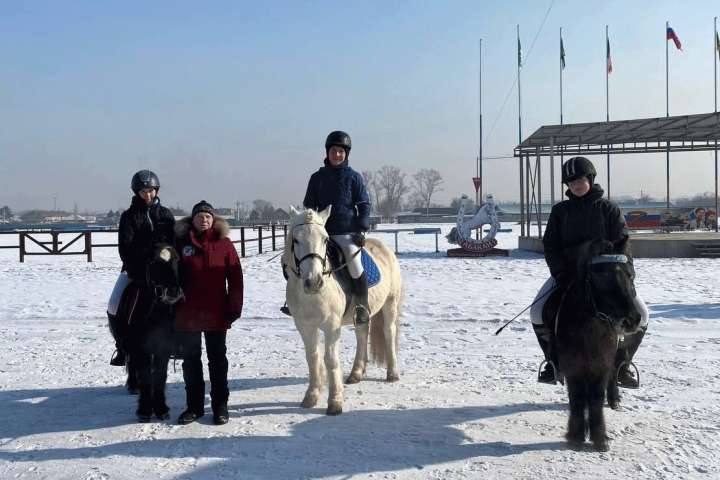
[667,25,682,50]
[560,35,566,69]
[606,37,613,74]
[716,30,720,60]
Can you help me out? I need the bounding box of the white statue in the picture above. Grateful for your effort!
[446,194,501,252]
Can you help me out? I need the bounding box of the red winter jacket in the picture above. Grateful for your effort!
[174,217,243,332]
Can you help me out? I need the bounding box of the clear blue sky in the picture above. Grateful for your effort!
[1,0,719,211]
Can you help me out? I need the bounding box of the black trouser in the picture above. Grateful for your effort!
[177,331,229,414]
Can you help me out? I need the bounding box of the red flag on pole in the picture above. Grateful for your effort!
[606,37,613,74]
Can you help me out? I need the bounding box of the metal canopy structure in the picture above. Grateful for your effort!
[514,111,720,239]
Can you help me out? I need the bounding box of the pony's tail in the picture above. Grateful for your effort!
[369,312,386,367]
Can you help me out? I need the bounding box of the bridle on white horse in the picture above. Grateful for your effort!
[286,222,333,278]
[285,222,361,279]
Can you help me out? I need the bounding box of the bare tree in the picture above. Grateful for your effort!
[412,169,443,215]
[362,170,381,215]
[376,166,408,219]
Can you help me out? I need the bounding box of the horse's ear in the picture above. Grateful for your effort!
[289,205,300,216]
[318,205,332,224]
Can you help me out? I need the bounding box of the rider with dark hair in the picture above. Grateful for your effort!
[109,170,175,410]
[295,130,372,324]
[530,157,649,386]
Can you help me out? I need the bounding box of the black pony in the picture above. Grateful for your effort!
[124,243,184,422]
[551,238,641,451]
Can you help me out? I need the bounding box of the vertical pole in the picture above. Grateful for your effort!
[519,156,525,237]
[525,155,531,235]
[666,20,671,209]
[606,25,611,199]
[258,226,263,254]
[479,38,483,207]
[272,224,276,251]
[240,227,246,258]
[560,27,564,126]
[85,231,92,262]
[550,137,555,205]
[19,232,25,263]
[536,147,542,238]
[715,17,718,231]
[517,25,522,151]
[518,25,524,238]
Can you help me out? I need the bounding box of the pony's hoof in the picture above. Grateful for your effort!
[566,440,585,451]
[300,396,318,409]
[345,373,362,384]
[592,439,610,452]
[386,373,400,383]
[326,403,343,416]
[608,399,621,410]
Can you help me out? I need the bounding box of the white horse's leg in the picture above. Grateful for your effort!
[346,322,369,384]
[382,298,400,382]
[323,325,344,415]
[296,322,322,409]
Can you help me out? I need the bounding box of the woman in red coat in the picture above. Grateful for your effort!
[175,200,243,425]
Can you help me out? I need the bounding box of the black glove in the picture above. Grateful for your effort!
[351,232,366,247]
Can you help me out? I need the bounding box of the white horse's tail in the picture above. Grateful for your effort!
[370,312,387,366]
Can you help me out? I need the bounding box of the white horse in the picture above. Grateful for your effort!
[282,206,403,415]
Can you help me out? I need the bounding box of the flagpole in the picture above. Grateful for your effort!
[554,27,563,206]
[606,25,611,199]
[665,20,670,209]
[518,24,524,237]
[559,27,564,204]
[479,38,483,209]
[715,17,718,231]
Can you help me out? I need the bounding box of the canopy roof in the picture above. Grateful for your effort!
[515,111,720,156]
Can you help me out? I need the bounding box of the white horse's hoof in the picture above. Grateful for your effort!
[301,395,318,409]
[345,373,363,384]
[326,402,343,416]
[386,373,400,383]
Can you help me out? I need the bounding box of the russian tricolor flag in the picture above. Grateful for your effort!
[666,26,682,50]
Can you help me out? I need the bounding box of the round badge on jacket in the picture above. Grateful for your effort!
[182,245,195,257]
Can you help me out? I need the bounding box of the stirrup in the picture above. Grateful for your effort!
[280,304,291,316]
[537,359,563,385]
[110,349,126,367]
[616,360,640,389]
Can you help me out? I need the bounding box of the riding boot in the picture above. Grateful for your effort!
[207,332,230,425]
[280,303,291,316]
[616,326,646,389]
[136,385,153,423]
[352,273,370,325]
[110,347,126,367]
[533,324,560,384]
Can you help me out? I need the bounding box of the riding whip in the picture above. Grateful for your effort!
[494,285,557,336]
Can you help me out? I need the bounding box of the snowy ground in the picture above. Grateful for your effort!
[0,224,718,479]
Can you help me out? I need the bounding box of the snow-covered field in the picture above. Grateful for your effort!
[1,224,718,480]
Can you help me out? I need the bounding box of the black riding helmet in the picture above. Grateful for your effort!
[325,130,352,158]
[562,157,596,185]
[131,170,160,194]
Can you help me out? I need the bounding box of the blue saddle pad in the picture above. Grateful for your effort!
[362,250,381,288]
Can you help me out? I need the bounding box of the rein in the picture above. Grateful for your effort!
[284,223,363,279]
[583,254,628,330]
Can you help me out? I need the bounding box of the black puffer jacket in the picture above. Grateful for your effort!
[542,184,629,281]
[303,158,371,234]
[118,196,176,283]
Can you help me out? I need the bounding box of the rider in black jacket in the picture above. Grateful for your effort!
[119,171,176,283]
[530,157,648,386]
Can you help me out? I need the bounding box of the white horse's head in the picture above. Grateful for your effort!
[288,205,332,293]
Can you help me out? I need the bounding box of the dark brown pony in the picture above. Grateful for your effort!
[554,238,641,451]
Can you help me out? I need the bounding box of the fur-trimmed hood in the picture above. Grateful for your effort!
[175,216,230,240]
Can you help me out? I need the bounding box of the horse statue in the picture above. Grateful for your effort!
[123,243,184,422]
[282,206,403,415]
[446,194,501,252]
[550,238,641,451]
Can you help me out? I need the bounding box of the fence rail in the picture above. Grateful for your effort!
[0,225,288,262]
